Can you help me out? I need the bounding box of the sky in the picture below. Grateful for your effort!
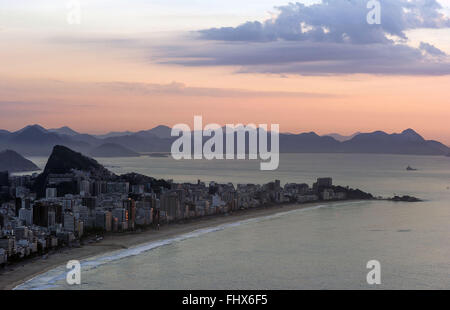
[1,0,450,144]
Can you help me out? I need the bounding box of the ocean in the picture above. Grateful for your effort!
[16,153,450,289]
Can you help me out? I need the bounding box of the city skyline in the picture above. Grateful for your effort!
[1,0,449,293]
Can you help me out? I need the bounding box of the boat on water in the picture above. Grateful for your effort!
[406,166,418,171]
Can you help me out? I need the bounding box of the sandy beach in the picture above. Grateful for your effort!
[0,200,346,290]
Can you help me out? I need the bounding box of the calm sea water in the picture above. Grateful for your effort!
[17,154,450,289]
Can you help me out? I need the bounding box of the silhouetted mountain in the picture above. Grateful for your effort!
[42,145,110,175]
[89,127,450,155]
[340,129,448,155]
[425,140,450,155]
[102,134,173,153]
[324,132,360,142]
[0,150,40,173]
[89,143,140,157]
[97,125,172,140]
[48,126,80,136]
[15,124,47,134]
[95,130,135,139]
[33,145,113,197]
[280,132,341,153]
[399,128,424,142]
[0,125,93,156]
[137,125,172,139]
[0,125,448,156]
[67,133,102,147]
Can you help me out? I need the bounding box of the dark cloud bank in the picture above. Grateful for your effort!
[161,0,450,76]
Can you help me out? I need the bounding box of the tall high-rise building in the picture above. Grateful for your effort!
[63,213,76,232]
[95,211,112,232]
[79,180,91,196]
[123,199,136,229]
[161,191,181,221]
[313,177,333,193]
[46,188,57,199]
[19,208,33,226]
[32,202,62,227]
[82,197,98,211]
[0,171,9,187]
[93,181,107,196]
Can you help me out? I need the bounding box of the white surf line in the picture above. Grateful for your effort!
[14,200,364,290]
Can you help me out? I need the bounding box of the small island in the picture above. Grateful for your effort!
[388,195,422,202]
[0,150,40,173]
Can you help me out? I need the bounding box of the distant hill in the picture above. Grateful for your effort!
[324,132,360,142]
[279,132,341,153]
[32,146,170,198]
[98,125,172,139]
[136,125,172,139]
[102,134,173,153]
[48,126,80,136]
[278,129,448,155]
[89,143,140,157]
[15,124,47,134]
[339,129,449,155]
[33,145,113,197]
[0,125,448,156]
[0,149,39,173]
[95,130,135,139]
[41,145,110,175]
[0,125,91,156]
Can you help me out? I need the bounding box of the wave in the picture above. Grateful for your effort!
[14,201,361,290]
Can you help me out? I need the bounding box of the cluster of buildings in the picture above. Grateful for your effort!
[0,168,346,266]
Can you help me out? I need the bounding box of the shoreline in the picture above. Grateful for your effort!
[1,199,366,290]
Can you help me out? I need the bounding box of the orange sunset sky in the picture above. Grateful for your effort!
[1,0,450,145]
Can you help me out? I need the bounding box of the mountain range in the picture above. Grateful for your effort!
[324,132,361,142]
[89,143,140,157]
[0,125,448,157]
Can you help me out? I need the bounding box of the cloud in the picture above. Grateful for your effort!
[98,81,337,98]
[49,36,140,47]
[419,41,447,56]
[160,39,450,75]
[160,0,450,75]
[199,0,450,44]
[0,101,50,116]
